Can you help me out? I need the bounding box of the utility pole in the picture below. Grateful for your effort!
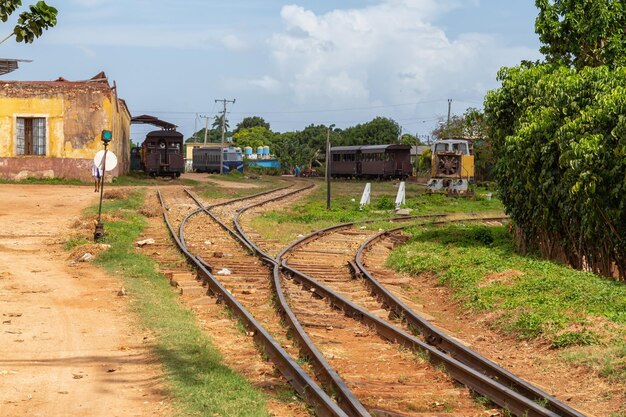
[414,133,419,178]
[215,98,236,174]
[447,98,452,138]
[199,114,210,144]
[325,124,335,210]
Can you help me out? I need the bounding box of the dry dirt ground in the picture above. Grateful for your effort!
[0,184,169,417]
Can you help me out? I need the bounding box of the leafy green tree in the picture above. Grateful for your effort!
[234,116,270,134]
[232,126,275,150]
[185,128,221,143]
[399,133,427,146]
[485,2,626,278]
[0,0,57,44]
[272,132,318,170]
[341,117,401,145]
[535,0,626,68]
[212,114,229,131]
[431,107,487,140]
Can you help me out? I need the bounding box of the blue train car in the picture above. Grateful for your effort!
[192,146,243,173]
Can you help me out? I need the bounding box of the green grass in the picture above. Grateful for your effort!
[82,189,271,416]
[386,223,626,382]
[0,177,85,185]
[249,179,503,246]
[191,174,286,201]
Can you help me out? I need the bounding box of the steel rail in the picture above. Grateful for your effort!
[204,181,294,210]
[354,221,586,417]
[156,188,350,417]
[230,188,376,417]
[183,189,256,255]
[231,197,548,416]
[270,218,568,417]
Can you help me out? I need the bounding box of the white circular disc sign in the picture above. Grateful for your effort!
[94,150,118,172]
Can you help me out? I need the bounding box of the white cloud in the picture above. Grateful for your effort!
[267,1,538,116]
[249,75,282,93]
[221,34,247,51]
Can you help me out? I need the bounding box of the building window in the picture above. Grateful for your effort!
[16,117,46,155]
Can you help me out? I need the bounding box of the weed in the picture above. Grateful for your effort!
[374,195,394,210]
[64,235,90,250]
[274,387,300,404]
[552,329,599,348]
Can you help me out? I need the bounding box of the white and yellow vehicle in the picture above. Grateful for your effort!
[426,138,475,193]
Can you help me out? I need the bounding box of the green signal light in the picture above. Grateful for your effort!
[101,130,113,142]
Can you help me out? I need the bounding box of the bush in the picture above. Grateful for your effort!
[485,64,626,279]
[374,195,395,210]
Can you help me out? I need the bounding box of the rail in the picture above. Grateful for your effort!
[354,220,586,417]
[271,217,581,417]
[156,187,350,417]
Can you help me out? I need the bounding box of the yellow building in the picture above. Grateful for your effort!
[0,72,131,181]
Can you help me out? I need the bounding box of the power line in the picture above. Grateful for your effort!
[132,97,456,116]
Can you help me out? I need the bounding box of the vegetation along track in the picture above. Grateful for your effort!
[257,216,586,417]
[158,183,353,417]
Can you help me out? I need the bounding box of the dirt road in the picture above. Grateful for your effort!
[0,185,169,417]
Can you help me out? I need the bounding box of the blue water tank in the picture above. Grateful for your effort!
[257,146,263,155]
[263,146,270,155]
[244,146,252,156]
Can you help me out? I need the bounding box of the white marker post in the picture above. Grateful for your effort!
[359,183,371,210]
[395,181,406,210]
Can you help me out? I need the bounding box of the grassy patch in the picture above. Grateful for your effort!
[250,179,503,246]
[81,189,271,416]
[192,175,286,201]
[386,223,626,382]
[0,177,85,185]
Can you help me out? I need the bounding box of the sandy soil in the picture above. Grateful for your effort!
[0,185,169,417]
[181,172,261,188]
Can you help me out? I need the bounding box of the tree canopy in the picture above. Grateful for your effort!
[340,117,401,146]
[232,126,275,150]
[431,107,487,141]
[234,116,270,134]
[535,0,626,68]
[484,2,626,279]
[0,0,57,44]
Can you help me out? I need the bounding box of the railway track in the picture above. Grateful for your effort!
[159,181,586,417]
[354,221,586,417]
[259,217,586,417]
[233,200,587,416]
[159,183,356,417]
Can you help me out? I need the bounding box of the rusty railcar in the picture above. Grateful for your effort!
[140,130,184,177]
[330,144,412,179]
[426,138,475,193]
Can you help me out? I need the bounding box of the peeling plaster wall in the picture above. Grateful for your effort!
[0,80,130,181]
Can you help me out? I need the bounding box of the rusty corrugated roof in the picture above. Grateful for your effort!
[131,114,177,130]
[0,58,32,76]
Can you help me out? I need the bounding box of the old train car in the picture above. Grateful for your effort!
[330,144,412,179]
[140,130,184,177]
[130,147,142,171]
[192,146,243,174]
[426,138,474,192]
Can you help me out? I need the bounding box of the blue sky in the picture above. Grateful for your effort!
[1,1,542,143]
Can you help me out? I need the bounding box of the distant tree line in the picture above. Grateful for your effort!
[186,115,409,171]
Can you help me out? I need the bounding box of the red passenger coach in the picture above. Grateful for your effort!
[330,144,412,179]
